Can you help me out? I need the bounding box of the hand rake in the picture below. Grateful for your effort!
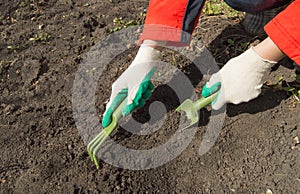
[87,99,127,169]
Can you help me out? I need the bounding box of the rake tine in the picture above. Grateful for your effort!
[87,99,126,169]
[87,115,119,168]
[90,119,118,160]
[89,131,107,153]
[87,131,107,160]
[90,133,110,169]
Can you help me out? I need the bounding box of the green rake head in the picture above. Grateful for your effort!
[87,99,126,169]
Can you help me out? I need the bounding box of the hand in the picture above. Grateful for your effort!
[202,47,277,110]
[102,43,160,127]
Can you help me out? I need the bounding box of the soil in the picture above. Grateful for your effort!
[0,0,299,193]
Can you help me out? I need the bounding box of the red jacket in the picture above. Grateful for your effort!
[265,0,300,65]
[140,0,300,66]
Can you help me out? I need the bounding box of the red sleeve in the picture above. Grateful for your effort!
[264,0,300,66]
[139,0,205,46]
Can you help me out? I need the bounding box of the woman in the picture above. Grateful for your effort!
[102,0,300,127]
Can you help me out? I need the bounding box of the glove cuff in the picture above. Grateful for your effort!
[131,41,161,67]
[249,47,277,66]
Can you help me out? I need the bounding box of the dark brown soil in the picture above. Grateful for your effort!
[1,0,299,193]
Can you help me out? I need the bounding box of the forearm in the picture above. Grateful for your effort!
[253,37,285,62]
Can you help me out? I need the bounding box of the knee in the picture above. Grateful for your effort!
[224,0,265,12]
[224,0,287,13]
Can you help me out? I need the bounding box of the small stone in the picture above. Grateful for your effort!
[126,44,133,49]
[266,189,273,194]
[293,136,299,144]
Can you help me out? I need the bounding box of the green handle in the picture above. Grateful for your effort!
[103,99,127,134]
[193,91,219,110]
[112,99,127,121]
[88,98,128,169]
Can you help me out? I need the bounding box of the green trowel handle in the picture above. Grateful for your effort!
[112,98,127,121]
[194,91,219,110]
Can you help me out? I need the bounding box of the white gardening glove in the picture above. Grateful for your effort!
[202,47,277,110]
[102,41,161,127]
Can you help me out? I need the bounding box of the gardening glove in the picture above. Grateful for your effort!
[202,47,277,110]
[102,43,161,127]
